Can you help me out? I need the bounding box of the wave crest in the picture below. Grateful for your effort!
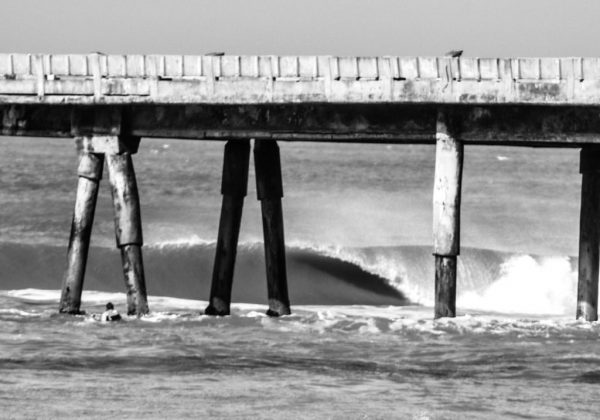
[0,240,579,314]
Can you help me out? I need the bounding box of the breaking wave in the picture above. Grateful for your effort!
[0,240,579,315]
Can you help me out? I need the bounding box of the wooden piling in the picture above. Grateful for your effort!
[254,140,291,316]
[106,151,149,315]
[120,244,149,316]
[433,111,463,319]
[435,256,457,318]
[205,140,250,316]
[577,147,600,321]
[59,152,104,314]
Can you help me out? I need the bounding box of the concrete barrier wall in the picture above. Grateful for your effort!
[2,54,600,104]
[1,54,599,81]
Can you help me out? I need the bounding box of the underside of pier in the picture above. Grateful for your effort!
[3,103,600,147]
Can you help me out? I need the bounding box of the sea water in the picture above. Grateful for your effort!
[1,137,598,419]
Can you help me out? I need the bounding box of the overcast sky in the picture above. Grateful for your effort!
[1,0,599,56]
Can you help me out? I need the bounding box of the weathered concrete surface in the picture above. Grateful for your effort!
[3,54,600,146]
[106,150,149,316]
[3,104,600,146]
[2,54,600,105]
[577,148,600,321]
[433,111,463,319]
[206,140,251,316]
[255,140,291,316]
[435,256,457,319]
[433,112,463,256]
[59,152,104,314]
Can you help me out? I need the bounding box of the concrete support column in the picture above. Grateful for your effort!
[254,140,291,317]
[59,152,104,314]
[577,147,600,321]
[106,148,149,316]
[433,110,463,319]
[205,140,251,316]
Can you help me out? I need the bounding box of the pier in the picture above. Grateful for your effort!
[2,53,600,319]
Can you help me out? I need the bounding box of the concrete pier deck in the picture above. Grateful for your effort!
[2,54,600,146]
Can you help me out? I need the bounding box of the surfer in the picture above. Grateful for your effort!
[100,302,122,322]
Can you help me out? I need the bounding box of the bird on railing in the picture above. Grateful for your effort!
[205,52,225,56]
[443,50,463,90]
[445,50,463,58]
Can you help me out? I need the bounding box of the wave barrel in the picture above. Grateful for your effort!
[577,147,600,321]
[107,146,149,316]
[433,110,463,319]
[254,140,291,316]
[206,140,251,316]
[59,152,104,314]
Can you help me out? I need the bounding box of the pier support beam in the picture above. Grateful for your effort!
[433,111,463,319]
[254,140,291,316]
[106,143,149,316]
[577,147,600,321]
[205,140,251,316]
[59,152,104,314]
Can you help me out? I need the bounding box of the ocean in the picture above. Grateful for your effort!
[1,136,599,419]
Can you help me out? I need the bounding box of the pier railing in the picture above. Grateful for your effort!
[2,54,600,104]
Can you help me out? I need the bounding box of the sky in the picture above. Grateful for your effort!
[1,0,599,57]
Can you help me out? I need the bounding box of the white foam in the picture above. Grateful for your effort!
[81,291,128,304]
[147,235,215,249]
[288,241,581,316]
[4,288,599,338]
[148,296,206,310]
[235,303,269,315]
[458,255,577,315]
[0,308,40,317]
[6,288,60,301]
[138,312,186,323]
